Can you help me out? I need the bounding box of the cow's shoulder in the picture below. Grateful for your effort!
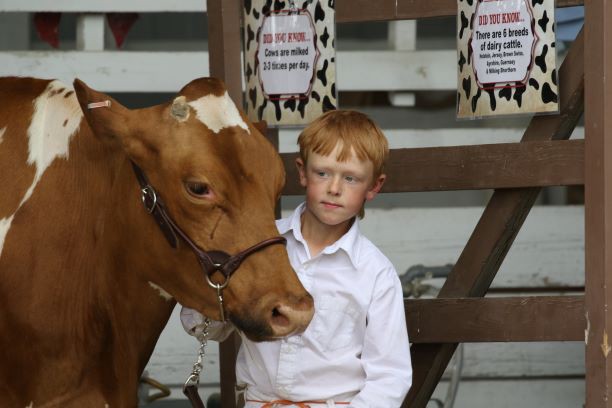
[0,77,82,221]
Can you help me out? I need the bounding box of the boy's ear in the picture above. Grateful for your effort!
[365,174,386,201]
[295,157,308,188]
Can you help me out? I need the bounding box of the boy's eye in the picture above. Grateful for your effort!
[344,176,356,183]
[316,171,328,178]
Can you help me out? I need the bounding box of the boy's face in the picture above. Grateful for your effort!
[296,144,385,230]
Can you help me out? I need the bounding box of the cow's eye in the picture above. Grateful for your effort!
[185,181,211,198]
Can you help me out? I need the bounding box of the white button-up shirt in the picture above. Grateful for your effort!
[236,203,412,407]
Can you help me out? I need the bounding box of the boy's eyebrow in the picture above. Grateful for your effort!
[311,165,367,178]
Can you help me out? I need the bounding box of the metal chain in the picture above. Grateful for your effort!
[183,318,212,390]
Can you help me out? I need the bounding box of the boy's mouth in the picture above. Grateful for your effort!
[322,201,342,209]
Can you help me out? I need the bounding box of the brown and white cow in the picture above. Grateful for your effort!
[0,77,313,407]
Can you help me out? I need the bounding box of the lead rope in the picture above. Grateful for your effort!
[183,317,212,408]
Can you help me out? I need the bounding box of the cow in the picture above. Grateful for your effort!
[0,76,314,407]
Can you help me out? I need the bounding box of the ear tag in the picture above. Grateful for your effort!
[87,100,112,110]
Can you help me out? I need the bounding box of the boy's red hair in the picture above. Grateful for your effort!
[297,110,389,180]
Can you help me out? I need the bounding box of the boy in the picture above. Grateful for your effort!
[181,110,412,407]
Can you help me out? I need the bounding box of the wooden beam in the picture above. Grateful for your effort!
[281,140,584,195]
[207,0,243,105]
[336,0,584,22]
[584,0,612,404]
[206,1,243,407]
[384,140,584,191]
[403,29,585,408]
[406,296,585,343]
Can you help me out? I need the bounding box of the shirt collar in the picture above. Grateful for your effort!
[277,202,361,268]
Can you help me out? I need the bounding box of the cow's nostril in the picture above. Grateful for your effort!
[271,306,290,327]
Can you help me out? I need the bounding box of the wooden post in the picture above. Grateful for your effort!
[584,0,612,405]
[207,0,243,104]
[206,1,243,407]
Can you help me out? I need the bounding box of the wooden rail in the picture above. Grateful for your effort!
[336,0,584,21]
[406,296,585,343]
[281,140,585,195]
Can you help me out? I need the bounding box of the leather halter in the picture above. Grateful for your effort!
[130,161,287,320]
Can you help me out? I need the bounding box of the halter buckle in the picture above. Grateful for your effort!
[141,186,158,213]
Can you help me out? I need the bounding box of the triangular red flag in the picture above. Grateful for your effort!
[106,13,139,48]
[34,12,62,49]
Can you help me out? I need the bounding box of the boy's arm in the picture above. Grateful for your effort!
[180,306,235,341]
[350,268,413,408]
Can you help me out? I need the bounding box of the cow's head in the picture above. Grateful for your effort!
[73,78,313,341]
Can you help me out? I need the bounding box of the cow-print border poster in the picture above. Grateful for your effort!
[243,0,337,126]
[457,0,559,119]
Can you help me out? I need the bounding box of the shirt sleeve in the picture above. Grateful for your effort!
[179,306,235,342]
[349,266,413,408]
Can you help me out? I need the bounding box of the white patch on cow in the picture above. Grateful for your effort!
[28,80,83,188]
[149,282,174,301]
[0,81,83,259]
[25,402,34,408]
[189,91,250,134]
[0,126,6,144]
[0,213,15,256]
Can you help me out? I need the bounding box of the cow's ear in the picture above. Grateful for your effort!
[252,120,268,136]
[73,79,151,161]
[73,79,129,144]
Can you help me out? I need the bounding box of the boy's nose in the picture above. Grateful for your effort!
[328,177,341,195]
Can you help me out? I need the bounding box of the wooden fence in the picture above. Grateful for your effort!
[203,0,610,407]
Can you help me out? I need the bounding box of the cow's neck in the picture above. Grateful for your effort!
[0,128,180,404]
[92,156,181,396]
[30,134,178,403]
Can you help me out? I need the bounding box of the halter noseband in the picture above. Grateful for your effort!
[130,161,286,321]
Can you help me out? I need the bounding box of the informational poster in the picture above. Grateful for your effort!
[457,0,559,119]
[243,0,337,126]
